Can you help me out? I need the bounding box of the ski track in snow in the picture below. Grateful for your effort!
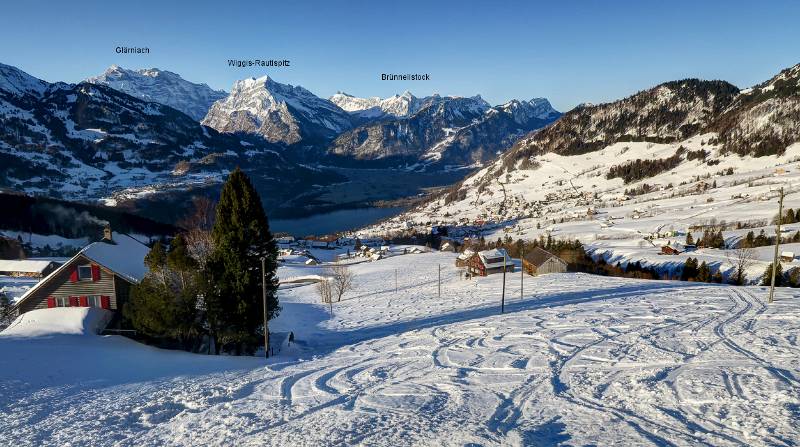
[2,252,800,446]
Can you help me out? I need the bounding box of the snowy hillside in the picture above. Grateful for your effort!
[2,251,799,445]
[87,65,227,121]
[202,76,353,145]
[364,64,800,276]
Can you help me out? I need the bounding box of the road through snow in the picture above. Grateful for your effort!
[2,252,799,446]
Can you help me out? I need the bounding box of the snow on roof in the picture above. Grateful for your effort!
[478,248,508,268]
[82,234,150,283]
[0,259,58,273]
[13,234,150,307]
[1,307,113,337]
[457,249,475,260]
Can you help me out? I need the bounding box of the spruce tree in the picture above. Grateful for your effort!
[697,261,711,283]
[203,168,279,354]
[685,232,694,246]
[762,262,783,287]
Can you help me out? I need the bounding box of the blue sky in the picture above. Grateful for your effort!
[2,0,799,111]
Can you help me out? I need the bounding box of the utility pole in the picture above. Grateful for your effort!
[438,264,441,298]
[520,245,524,300]
[261,257,269,359]
[501,251,507,313]
[769,187,785,304]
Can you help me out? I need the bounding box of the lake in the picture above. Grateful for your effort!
[270,206,405,237]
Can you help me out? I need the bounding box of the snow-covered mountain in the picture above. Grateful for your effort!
[0,63,340,216]
[330,91,448,119]
[87,65,227,121]
[327,96,559,169]
[202,76,353,145]
[710,63,800,157]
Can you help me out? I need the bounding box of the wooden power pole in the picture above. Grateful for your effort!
[769,187,785,304]
[268,256,269,359]
[438,264,441,298]
[501,251,507,313]
[520,245,524,300]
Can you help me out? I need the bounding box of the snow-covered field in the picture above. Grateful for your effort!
[2,251,800,446]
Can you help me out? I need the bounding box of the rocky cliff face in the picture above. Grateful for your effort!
[87,65,227,121]
[327,96,560,169]
[202,76,353,145]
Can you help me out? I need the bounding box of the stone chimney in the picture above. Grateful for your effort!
[103,225,113,242]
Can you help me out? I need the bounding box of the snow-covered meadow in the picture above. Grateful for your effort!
[2,251,800,446]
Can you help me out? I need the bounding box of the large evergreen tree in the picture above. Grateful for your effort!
[203,168,279,354]
[125,237,203,349]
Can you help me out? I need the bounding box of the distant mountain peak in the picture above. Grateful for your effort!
[87,65,226,120]
[203,75,352,145]
[0,62,49,97]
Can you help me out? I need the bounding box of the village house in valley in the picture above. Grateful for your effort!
[11,228,149,328]
[522,247,568,276]
[466,248,514,276]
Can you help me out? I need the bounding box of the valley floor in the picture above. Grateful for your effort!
[2,252,800,446]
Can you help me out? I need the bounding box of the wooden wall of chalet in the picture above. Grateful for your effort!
[17,254,120,314]
[523,257,567,275]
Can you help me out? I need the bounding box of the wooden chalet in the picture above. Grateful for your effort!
[11,229,150,328]
[455,249,474,267]
[660,243,684,255]
[466,249,514,277]
[522,247,567,276]
[0,259,61,278]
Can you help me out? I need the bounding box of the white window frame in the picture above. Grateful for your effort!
[56,296,69,307]
[77,264,93,281]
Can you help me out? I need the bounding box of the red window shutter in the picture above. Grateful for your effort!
[47,297,56,308]
[100,296,110,309]
[69,296,79,307]
[69,268,78,283]
[91,264,100,281]
[79,296,88,307]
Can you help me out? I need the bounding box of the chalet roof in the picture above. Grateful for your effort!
[82,234,150,283]
[478,248,508,268]
[13,234,150,308]
[524,247,564,268]
[457,249,474,260]
[0,259,59,273]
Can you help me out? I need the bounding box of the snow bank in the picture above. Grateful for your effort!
[1,307,113,337]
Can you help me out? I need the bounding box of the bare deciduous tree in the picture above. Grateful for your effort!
[727,246,755,285]
[180,196,216,268]
[327,264,355,302]
[316,278,333,314]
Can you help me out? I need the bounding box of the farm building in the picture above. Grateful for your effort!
[661,243,684,255]
[466,249,514,277]
[455,249,475,267]
[0,259,61,278]
[11,229,149,329]
[522,247,567,276]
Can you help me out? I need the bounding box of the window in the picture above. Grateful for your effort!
[56,297,69,307]
[88,295,102,308]
[77,265,93,280]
